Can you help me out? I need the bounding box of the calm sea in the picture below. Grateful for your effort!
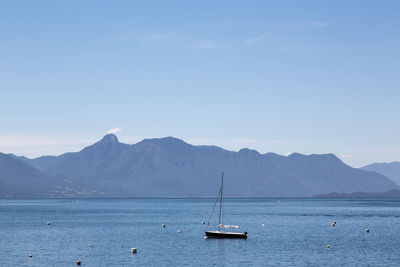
[1,198,400,266]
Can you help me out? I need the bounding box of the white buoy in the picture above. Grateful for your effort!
[261,224,264,227]
[131,248,137,254]
[365,228,370,233]
[201,221,205,225]
[162,224,166,228]
[47,221,51,225]
[327,245,331,248]
[177,230,182,233]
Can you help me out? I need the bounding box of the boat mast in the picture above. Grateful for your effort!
[218,172,224,229]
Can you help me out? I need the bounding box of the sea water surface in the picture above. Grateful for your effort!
[1,198,400,266]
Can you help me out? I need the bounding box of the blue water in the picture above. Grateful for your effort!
[1,198,400,266]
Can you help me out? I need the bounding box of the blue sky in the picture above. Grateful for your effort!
[1,0,399,167]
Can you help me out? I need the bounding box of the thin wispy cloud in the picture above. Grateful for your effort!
[110,32,177,42]
[282,44,326,54]
[109,20,327,51]
[107,128,123,134]
[279,21,328,30]
[311,22,328,28]
[192,41,223,50]
[110,32,225,50]
[141,33,176,41]
[243,34,269,45]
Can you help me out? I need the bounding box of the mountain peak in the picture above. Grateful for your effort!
[140,136,188,146]
[239,148,260,155]
[288,152,303,158]
[100,134,119,144]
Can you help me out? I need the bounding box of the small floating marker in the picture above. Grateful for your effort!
[76,260,81,265]
[89,244,93,248]
[365,228,370,233]
[162,224,166,228]
[327,245,331,248]
[333,221,336,224]
[261,224,265,227]
[47,221,51,225]
[131,248,137,254]
[331,223,335,227]
[28,254,33,258]
[201,221,205,225]
[177,230,182,233]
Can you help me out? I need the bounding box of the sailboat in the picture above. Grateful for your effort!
[204,172,248,239]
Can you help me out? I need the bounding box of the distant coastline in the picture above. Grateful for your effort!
[3,193,400,200]
[314,189,400,198]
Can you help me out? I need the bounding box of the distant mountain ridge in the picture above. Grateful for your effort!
[0,153,81,198]
[0,134,398,198]
[361,162,400,185]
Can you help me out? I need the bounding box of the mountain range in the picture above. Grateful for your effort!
[0,134,398,198]
[361,162,400,185]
